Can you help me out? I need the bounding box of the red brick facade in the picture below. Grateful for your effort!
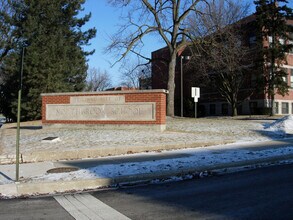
[151,15,293,116]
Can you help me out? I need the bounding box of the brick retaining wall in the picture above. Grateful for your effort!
[41,90,168,131]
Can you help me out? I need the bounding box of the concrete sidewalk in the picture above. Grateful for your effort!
[1,139,293,198]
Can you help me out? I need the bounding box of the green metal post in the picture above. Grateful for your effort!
[16,47,24,182]
[16,90,21,181]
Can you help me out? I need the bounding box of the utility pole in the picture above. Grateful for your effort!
[180,56,190,117]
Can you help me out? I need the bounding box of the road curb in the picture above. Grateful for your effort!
[1,153,293,198]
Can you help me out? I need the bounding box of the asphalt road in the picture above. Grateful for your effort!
[93,163,293,220]
[1,164,293,220]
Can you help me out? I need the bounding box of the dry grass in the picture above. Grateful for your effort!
[0,120,42,155]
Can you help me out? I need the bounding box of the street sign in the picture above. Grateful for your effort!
[191,87,200,118]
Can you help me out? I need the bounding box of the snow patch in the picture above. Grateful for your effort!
[264,115,293,135]
[24,145,293,183]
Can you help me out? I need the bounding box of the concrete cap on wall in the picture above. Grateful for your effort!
[41,89,169,96]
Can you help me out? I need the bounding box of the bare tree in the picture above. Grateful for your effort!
[209,31,252,116]
[106,0,207,117]
[85,67,112,91]
[188,0,253,116]
[189,0,250,37]
[120,62,151,89]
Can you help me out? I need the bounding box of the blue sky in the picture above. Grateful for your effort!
[81,0,293,86]
[80,0,164,85]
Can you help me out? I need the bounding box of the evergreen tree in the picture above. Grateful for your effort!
[0,0,20,117]
[254,0,293,115]
[1,0,96,120]
[0,0,18,63]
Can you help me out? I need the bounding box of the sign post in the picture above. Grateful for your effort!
[191,87,200,118]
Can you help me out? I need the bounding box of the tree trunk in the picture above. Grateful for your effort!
[167,52,177,117]
[270,32,276,116]
[231,102,238,117]
[270,93,275,116]
[270,65,275,116]
[231,94,238,117]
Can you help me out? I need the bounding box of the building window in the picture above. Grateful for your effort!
[282,68,288,84]
[291,70,293,88]
[249,35,256,47]
[288,33,293,53]
[249,102,258,115]
[251,74,257,87]
[274,102,279,114]
[282,102,289,114]
[268,36,272,43]
[210,104,216,115]
[237,105,242,115]
[222,103,228,115]
[289,41,293,53]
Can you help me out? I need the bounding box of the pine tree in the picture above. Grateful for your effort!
[0,0,18,63]
[1,0,96,120]
[254,0,293,115]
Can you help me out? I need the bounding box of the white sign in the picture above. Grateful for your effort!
[191,87,200,102]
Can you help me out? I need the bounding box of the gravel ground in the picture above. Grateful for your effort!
[0,116,281,157]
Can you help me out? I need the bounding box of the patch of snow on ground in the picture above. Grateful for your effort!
[264,115,293,135]
[27,144,293,183]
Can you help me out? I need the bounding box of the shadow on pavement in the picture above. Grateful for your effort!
[93,164,293,220]
[0,172,13,181]
[7,126,42,130]
[54,153,192,170]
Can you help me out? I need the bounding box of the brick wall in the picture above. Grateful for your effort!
[41,90,167,126]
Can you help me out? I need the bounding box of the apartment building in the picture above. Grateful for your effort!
[151,15,293,117]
